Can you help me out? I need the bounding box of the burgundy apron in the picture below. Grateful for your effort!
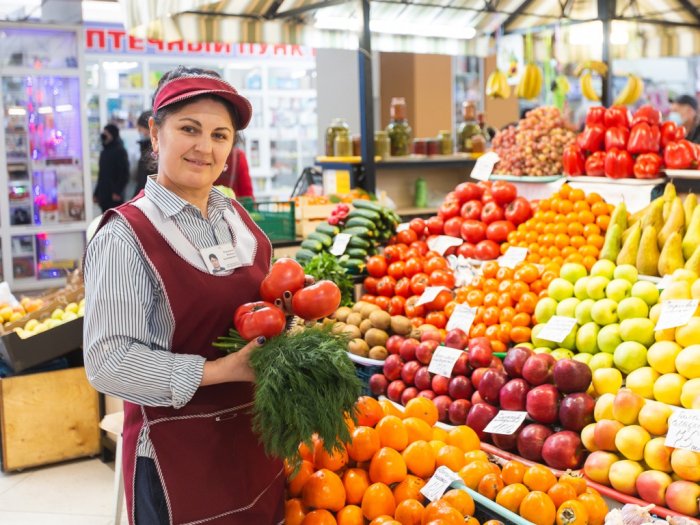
[97,195,284,525]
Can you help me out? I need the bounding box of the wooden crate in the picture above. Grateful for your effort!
[294,197,340,220]
[0,367,100,471]
[295,218,328,238]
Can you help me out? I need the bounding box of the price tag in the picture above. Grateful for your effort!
[537,315,577,343]
[416,286,449,306]
[420,466,461,502]
[446,304,477,332]
[469,151,500,181]
[428,346,464,378]
[427,235,463,256]
[447,255,476,287]
[655,300,699,331]
[396,222,410,232]
[329,233,352,256]
[483,411,528,435]
[498,247,529,269]
[656,275,673,290]
[665,409,700,452]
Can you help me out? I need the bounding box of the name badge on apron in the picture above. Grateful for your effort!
[200,243,241,274]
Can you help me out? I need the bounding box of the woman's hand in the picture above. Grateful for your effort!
[274,275,315,315]
[201,336,265,386]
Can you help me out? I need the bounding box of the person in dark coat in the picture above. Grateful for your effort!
[94,123,129,212]
[133,110,153,197]
[670,94,700,144]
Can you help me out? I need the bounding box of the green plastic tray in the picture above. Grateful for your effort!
[241,199,296,242]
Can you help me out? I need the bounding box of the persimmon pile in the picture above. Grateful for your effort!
[284,396,608,525]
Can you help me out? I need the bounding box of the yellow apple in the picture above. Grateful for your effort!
[594,393,615,421]
[583,450,618,485]
[671,268,698,284]
[609,460,645,495]
[653,373,687,406]
[644,436,673,472]
[615,425,651,461]
[647,341,682,374]
[671,449,700,482]
[691,278,700,300]
[676,318,700,347]
[637,401,673,435]
[592,368,623,396]
[581,423,598,452]
[660,281,691,302]
[594,419,624,451]
[625,367,660,399]
[675,345,700,379]
[680,378,700,409]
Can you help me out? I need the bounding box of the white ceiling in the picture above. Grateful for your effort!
[0,0,123,23]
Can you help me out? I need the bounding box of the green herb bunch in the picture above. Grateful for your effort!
[302,252,355,306]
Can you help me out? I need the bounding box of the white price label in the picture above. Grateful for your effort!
[537,315,577,343]
[498,247,529,269]
[656,275,673,290]
[665,409,700,452]
[655,300,699,331]
[428,346,464,378]
[396,222,410,232]
[447,255,476,287]
[483,411,528,435]
[470,151,500,181]
[446,304,477,332]
[420,466,460,502]
[329,233,352,256]
[416,286,449,307]
[427,235,463,256]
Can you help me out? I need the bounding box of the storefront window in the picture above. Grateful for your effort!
[103,61,143,90]
[148,63,223,89]
[225,66,263,91]
[0,28,78,69]
[105,92,144,129]
[268,66,316,90]
[85,63,100,89]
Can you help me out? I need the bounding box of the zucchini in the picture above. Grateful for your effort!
[300,239,324,252]
[347,209,381,222]
[342,226,374,238]
[295,249,316,262]
[340,258,367,275]
[348,236,370,250]
[315,223,340,237]
[346,248,368,259]
[344,217,377,230]
[307,232,333,248]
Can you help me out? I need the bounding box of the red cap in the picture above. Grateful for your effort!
[152,75,252,130]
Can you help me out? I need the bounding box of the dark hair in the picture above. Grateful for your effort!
[151,66,240,128]
[674,94,698,112]
[209,254,219,261]
[137,110,152,128]
[104,123,120,139]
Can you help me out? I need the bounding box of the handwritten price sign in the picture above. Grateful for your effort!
[666,409,700,452]
[483,411,528,435]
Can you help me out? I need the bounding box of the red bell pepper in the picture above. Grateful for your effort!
[604,148,634,179]
[604,105,630,128]
[631,104,661,127]
[585,106,606,127]
[585,151,607,177]
[661,121,687,148]
[628,123,661,154]
[664,139,697,169]
[633,153,663,179]
[577,124,606,152]
[604,127,629,151]
[562,144,586,176]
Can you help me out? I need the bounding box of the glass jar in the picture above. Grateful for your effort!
[333,129,352,157]
[457,101,483,153]
[412,139,427,156]
[438,130,452,155]
[352,135,361,157]
[325,118,350,156]
[374,131,391,159]
[386,97,412,157]
[427,139,441,156]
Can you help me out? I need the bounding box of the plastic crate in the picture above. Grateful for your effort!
[347,353,384,396]
[241,199,296,242]
[450,481,534,525]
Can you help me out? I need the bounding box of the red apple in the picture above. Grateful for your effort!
[420,330,442,343]
[369,374,388,396]
[383,354,405,381]
[401,386,419,406]
[542,431,585,470]
[444,329,468,350]
[414,366,433,391]
[433,395,453,423]
[418,390,436,400]
[471,391,486,405]
[503,346,533,378]
[386,335,405,355]
[636,470,673,507]
[499,378,530,411]
[399,338,420,361]
[387,379,407,402]
[448,375,474,400]
[526,384,561,424]
[452,351,471,376]
[432,375,450,396]
[416,340,439,365]
[492,425,524,452]
[400,360,421,386]
[448,399,471,425]
[478,368,508,405]
[517,424,554,462]
[665,480,700,516]
[490,356,504,370]
[522,353,556,386]
[467,402,499,440]
[559,392,595,432]
[469,338,493,368]
[553,359,593,394]
[471,367,490,390]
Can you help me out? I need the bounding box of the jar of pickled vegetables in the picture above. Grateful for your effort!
[386,97,412,157]
[325,118,350,156]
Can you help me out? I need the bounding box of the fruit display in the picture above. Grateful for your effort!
[0,296,44,326]
[575,61,610,103]
[491,107,577,176]
[13,300,85,339]
[565,104,698,179]
[485,69,510,99]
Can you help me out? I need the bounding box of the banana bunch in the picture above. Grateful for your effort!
[486,69,510,98]
[576,60,609,102]
[580,72,600,101]
[573,60,608,77]
[516,63,543,100]
[613,74,644,106]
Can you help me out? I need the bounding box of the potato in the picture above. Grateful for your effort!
[369,310,391,330]
[348,338,369,357]
[359,319,374,335]
[390,315,412,336]
[368,346,388,360]
[332,306,352,323]
[346,312,363,327]
[360,303,381,319]
[341,324,362,340]
[364,328,389,348]
[352,301,369,313]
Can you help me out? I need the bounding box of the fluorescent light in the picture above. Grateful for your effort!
[37,106,53,114]
[8,107,26,116]
[55,104,73,113]
[569,21,628,46]
[314,16,476,39]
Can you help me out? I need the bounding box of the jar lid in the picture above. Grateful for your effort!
[390,97,407,120]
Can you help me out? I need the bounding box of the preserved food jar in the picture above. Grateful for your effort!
[374,131,390,159]
[438,130,452,155]
[333,129,352,157]
[457,101,484,153]
[325,118,350,156]
[386,97,412,156]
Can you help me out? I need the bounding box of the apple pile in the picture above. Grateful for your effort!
[583,388,700,517]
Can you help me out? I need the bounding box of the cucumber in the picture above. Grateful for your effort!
[295,249,316,262]
[352,200,385,214]
[342,226,374,238]
[300,239,323,252]
[315,223,340,237]
[341,258,367,275]
[347,209,381,222]
[348,236,370,250]
[344,217,377,230]
[346,248,368,259]
[307,232,333,248]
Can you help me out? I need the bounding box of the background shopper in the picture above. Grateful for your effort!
[214,133,254,199]
[93,123,129,212]
[132,110,153,197]
[669,94,700,143]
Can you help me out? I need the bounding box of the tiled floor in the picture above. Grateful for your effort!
[0,457,127,524]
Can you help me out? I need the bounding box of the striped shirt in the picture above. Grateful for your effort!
[83,177,238,457]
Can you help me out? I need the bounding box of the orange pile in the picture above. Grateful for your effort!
[284,397,608,525]
[503,184,613,272]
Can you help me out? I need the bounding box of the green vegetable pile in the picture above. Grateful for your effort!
[302,252,355,307]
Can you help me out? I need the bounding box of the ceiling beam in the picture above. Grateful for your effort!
[614,15,700,27]
[674,0,700,24]
[263,0,285,20]
[500,0,538,30]
[273,0,353,19]
[374,0,567,21]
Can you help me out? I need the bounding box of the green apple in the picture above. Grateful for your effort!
[531,323,558,349]
[561,262,588,284]
[533,347,553,354]
[606,279,633,302]
[534,297,558,324]
[551,348,575,360]
[587,276,611,300]
[591,259,617,279]
[556,297,581,318]
[589,352,614,371]
[576,322,601,354]
[51,308,64,320]
[575,299,596,325]
[65,302,79,314]
[631,281,660,307]
[548,278,575,301]
[619,318,655,347]
[625,367,660,399]
[647,341,682,374]
[560,325,578,350]
[61,311,78,322]
[598,323,623,354]
[574,276,591,300]
[573,353,593,365]
[617,297,649,321]
[614,341,648,374]
[591,298,619,325]
[613,264,639,284]
[518,342,535,350]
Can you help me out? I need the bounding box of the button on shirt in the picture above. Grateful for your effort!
[84,178,237,457]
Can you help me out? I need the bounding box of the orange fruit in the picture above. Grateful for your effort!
[556,499,589,525]
[435,444,466,472]
[361,482,397,521]
[458,460,494,490]
[299,441,313,462]
[501,460,526,485]
[547,482,578,509]
[343,468,371,505]
[404,397,438,426]
[587,192,603,205]
[337,505,364,525]
[369,516,401,525]
[495,483,529,513]
[403,417,434,443]
[446,426,480,453]
[429,440,448,456]
[379,399,404,419]
[519,491,556,525]
[370,447,408,485]
[577,492,608,525]
[463,450,490,465]
[440,488,475,517]
[348,426,381,462]
[559,474,587,495]
[477,472,505,500]
[421,500,464,525]
[356,396,384,427]
[285,498,308,525]
[392,474,427,504]
[302,509,337,525]
[403,440,437,478]
[394,498,425,525]
[288,460,315,497]
[314,439,349,472]
[302,469,347,512]
[376,416,409,451]
[523,465,557,492]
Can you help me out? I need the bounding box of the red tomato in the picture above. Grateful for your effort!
[404,247,422,260]
[504,197,532,225]
[404,296,426,318]
[383,245,403,263]
[425,311,447,329]
[360,294,376,303]
[460,200,483,220]
[426,290,453,312]
[460,219,487,243]
[374,296,391,311]
[387,261,406,279]
[376,276,397,297]
[291,281,342,320]
[410,273,430,295]
[456,242,476,258]
[363,276,378,294]
[454,182,483,203]
[234,301,286,340]
[404,257,423,277]
[429,269,456,289]
[366,255,388,277]
[259,258,306,303]
[424,256,448,274]
[409,218,426,235]
[409,241,429,256]
[394,277,412,297]
[443,216,464,238]
[485,220,515,243]
[426,216,445,235]
[480,202,505,224]
[388,296,406,316]
[474,240,500,260]
[438,200,461,220]
[397,228,418,245]
[490,181,517,206]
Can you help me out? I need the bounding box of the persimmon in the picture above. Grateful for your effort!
[421,501,464,525]
[463,450,490,464]
[369,516,401,525]
[347,426,381,462]
[556,499,589,525]
[403,417,433,443]
[435,444,466,472]
[547,482,578,509]
[394,498,425,525]
[369,447,408,485]
[356,396,384,427]
[447,426,480,453]
[379,399,404,419]
[361,482,396,521]
[302,469,346,512]
[376,416,408,451]
[285,498,308,525]
[577,492,608,525]
[559,473,587,495]
[440,488,475,517]
[343,468,370,505]
[432,427,448,442]
[313,439,349,471]
[392,475,427,504]
[523,465,557,493]
[288,460,315,497]
[336,505,364,525]
[458,460,494,490]
[302,509,338,525]
[519,491,556,525]
[495,482,529,513]
[403,440,436,478]
[477,472,505,500]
